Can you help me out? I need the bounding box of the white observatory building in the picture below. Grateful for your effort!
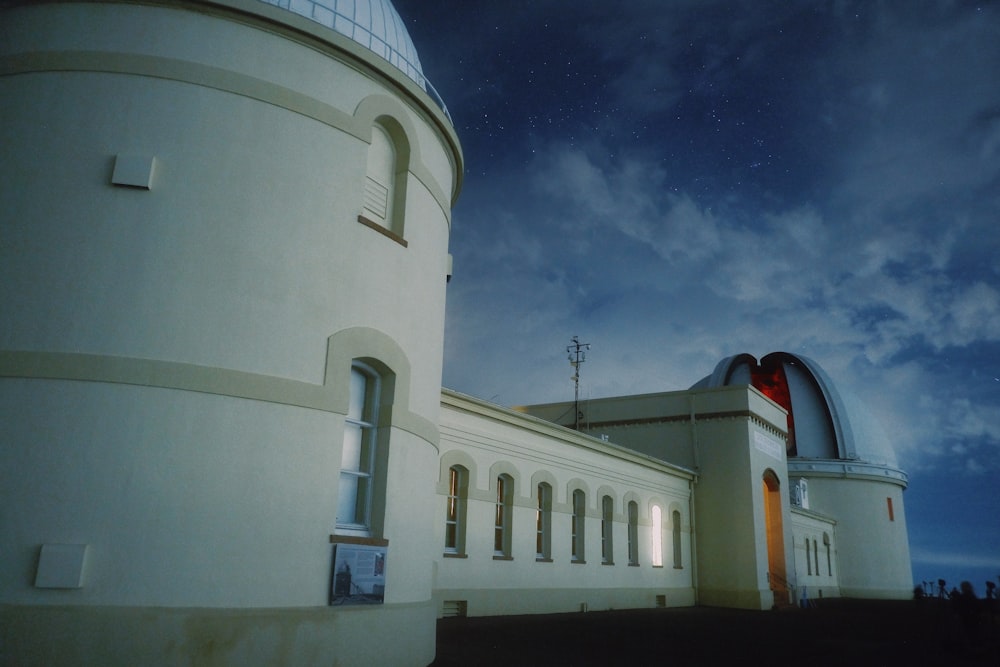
[0,2,912,665]
[0,0,461,664]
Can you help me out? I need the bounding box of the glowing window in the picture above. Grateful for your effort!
[337,363,379,535]
[651,505,663,567]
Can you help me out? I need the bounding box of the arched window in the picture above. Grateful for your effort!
[337,362,381,536]
[601,495,614,564]
[536,482,552,561]
[651,505,663,567]
[824,532,832,576]
[359,120,409,245]
[444,466,468,555]
[672,509,683,569]
[571,489,586,563]
[627,501,639,566]
[494,474,513,559]
[362,124,395,228]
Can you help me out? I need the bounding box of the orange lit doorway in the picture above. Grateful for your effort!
[763,470,788,602]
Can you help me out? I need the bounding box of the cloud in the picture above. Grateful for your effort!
[910,548,1000,570]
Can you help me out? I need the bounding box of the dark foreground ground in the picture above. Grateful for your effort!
[431,598,1000,666]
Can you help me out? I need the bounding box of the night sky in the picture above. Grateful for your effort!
[393,0,1000,593]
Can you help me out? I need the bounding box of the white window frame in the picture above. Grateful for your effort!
[445,466,467,554]
[336,362,379,536]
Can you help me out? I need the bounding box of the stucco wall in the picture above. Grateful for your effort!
[0,2,459,665]
[434,392,696,617]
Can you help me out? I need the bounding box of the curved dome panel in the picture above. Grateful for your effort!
[694,351,898,467]
[838,390,899,467]
[258,0,426,86]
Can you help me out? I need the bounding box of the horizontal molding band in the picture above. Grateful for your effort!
[0,50,452,223]
[0,348,438,447]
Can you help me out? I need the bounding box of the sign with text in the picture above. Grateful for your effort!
[330,543,387,606]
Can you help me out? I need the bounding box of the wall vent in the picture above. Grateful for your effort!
[442,600,467,618]
[655,594,667,608]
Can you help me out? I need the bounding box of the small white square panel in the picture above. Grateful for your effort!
[35,543,88,589]
[111,154,156,189]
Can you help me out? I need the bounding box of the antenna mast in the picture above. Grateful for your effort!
[567,336,591,430]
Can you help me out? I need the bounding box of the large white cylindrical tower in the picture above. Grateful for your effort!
[0,1,461,664]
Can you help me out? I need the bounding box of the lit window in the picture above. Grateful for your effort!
[445,466,468,554]
[337,363,379,535]
[651,505,663,567]
[672,510,682,569]
[536,483,552,560]
[572,489,586,562]
[601,495,614,564]
[627,501,639,566]
[494,474,513,558]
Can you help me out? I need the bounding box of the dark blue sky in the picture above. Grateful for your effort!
[395,0,1000,592]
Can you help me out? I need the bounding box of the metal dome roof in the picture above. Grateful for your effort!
[258,0,425,85]
[693,352,899,468]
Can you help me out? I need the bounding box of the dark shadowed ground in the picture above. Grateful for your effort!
[431,599,1000,666]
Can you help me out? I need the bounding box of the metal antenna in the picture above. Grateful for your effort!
[567,336,591,430]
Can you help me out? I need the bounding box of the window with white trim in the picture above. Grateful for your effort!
[601,495,614,564]
[445,466,468,554]
[571,489,586,562]
[651,505,663,567]
[337,363,379,535]
[494,474,513,558]
[672,509,683,569]
[627,501,639,566]
[536,482,552,560]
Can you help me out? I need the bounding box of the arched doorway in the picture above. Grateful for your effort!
[763,470,788,601]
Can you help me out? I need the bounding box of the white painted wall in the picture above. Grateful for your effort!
[434,393,696,616]
[0,2,460,665]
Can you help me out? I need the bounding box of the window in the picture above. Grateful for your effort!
[672,509,683,569]
[494,474,513,558]
[651,505,663,567]
[628,500,639,565]
[445,466,468,554]
[627,501,639,566]
[571,489,586,562]
[359,120,408,246]
[362,124,395,228]
[601,495,614,564]
[536,483,552,560]
[813,539,820,576]
[886,497,894,521]
[806,537,812,575]
[824,533,832,576]
[338,363,379,535]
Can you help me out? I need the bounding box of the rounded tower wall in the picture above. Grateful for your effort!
[0,2,460,664]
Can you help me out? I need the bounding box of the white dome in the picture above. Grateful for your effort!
[258,0,425,86]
